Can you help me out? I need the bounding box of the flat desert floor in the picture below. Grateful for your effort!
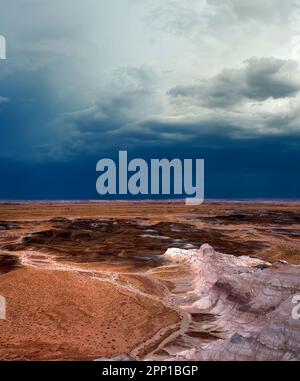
[0,201,299,360]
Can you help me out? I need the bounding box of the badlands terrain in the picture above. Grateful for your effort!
[0,201,299,360]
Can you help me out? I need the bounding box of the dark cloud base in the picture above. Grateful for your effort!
[0,1,299,201]
[1,134,299,200]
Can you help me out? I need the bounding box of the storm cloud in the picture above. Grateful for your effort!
[0,0,299,199]
[169,58,300,108]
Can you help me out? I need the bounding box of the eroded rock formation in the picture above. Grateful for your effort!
[155,244,300,361]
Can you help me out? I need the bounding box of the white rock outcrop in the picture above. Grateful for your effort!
[161,244,300,361]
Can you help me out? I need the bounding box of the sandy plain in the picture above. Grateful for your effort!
[0,201,299,360]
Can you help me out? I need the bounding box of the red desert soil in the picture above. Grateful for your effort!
[0,201,299,360]
[0,267,179,360]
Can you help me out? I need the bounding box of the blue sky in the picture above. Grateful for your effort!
[0,0,300,199]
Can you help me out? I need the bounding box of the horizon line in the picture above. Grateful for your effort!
[0,198,300,204]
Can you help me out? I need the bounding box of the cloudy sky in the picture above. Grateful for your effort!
[0,0,300,199]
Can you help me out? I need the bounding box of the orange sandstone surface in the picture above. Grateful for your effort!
[0,267,179,360]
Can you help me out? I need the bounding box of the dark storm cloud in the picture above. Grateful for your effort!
[53,95,300,160]
[169,58,300,108]
[1,129,299,200]
[0,0,299,200]
[53,55,300,158]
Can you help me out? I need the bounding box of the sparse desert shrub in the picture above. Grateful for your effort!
[267,241,300,265]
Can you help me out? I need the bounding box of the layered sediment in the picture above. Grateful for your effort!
[148,244,300,361]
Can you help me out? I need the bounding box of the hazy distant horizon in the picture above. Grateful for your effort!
[1,198,300,204]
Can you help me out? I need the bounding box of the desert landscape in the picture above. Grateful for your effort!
[0,201,299,361]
